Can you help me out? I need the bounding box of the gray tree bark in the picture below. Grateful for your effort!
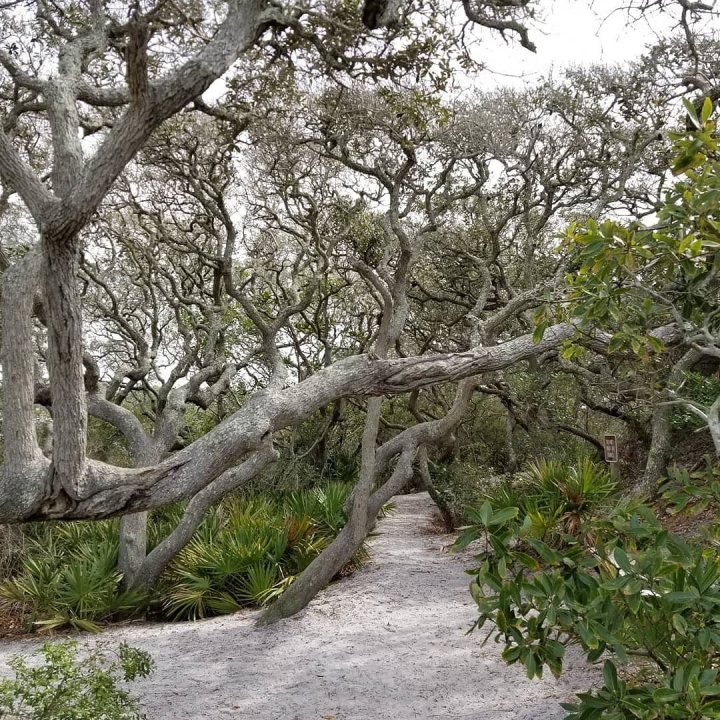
[641,348,703,491]
[0,0,269,523]
[0,320,682,524]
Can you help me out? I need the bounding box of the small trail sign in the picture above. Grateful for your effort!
[604,434,619,463]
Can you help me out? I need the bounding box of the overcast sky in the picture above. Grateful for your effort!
[472,0,710,88]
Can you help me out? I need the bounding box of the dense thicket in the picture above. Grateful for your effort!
[0,0,718,627]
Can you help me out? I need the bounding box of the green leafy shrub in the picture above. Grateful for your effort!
[659,457,720,516]
[456,105,720,719]
[0,640,153,719]
[457,469,720,719]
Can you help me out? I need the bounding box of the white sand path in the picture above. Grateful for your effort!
[0,493,595,719]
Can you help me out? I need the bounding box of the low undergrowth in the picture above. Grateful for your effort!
[426,460,512,530]
[0,640,153,719]
[457,457,720,720]
[0,482,367,631]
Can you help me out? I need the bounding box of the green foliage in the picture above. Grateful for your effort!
[547,99,720,361]
[86,417,134,467]
[425,460,510,526]
[669,373,720,431]
[564,659,720,720]
[159,482,362,621]
[459,460,720,719]
[0,483,364,628]
[0,523,147,633]
[0,640,153,720]
[659,457,720,516]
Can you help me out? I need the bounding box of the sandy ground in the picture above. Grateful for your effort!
[0,493,596,720]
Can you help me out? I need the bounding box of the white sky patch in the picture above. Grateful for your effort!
[465,0,691,89]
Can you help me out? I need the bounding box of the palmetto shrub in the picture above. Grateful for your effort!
[477,456,618,546]
[0,482,366,629]
[160,481,363,620]
[0,523,147,633]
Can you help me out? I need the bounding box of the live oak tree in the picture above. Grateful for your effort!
[73,119,248,583]
[448,39,720,487]
[386,51,719,484]
[79,109,356,585]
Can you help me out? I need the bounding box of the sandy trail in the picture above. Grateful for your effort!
[0,493,594,719]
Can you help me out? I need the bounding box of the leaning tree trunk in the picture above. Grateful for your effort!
[263,377,479,618]
[260,398,386,624]
[127,442,278,591]
[416,447,455,532]
[640,348,703,493]
[264,446,413,623]
[260,520,366,624]
[260,427,418,625]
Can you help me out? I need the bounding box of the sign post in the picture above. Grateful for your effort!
[603,435,618,463]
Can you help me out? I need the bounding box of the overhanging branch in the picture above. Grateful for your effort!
[0,320,682,523]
